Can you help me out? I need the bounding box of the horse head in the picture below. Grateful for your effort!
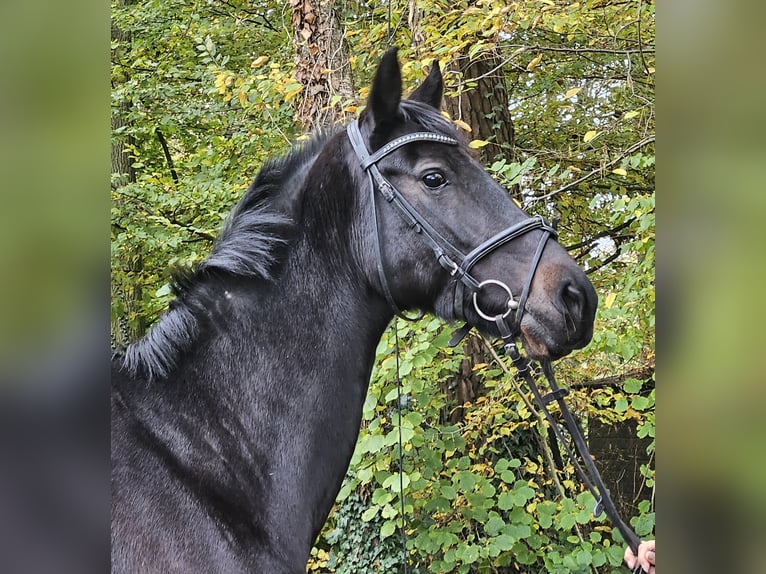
[350,49,597,360]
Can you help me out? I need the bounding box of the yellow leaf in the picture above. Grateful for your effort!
[237,90,248,107]
[469,139,490,149]
[604,292,617,309]
[526,53,543,72]
[564,87,581,99]
[647,67,655,74]
[624,110,640,119]
[251,55,269,68]
[612,168,627,176]
[567,165,582,173]
[583,130,600,143]
[283,84,304,102]
[453,119,472,132]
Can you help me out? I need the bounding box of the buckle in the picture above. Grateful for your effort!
[540,387,569,405]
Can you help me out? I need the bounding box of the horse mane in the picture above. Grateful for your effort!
[121,130,336,381]
[120,103,461,381]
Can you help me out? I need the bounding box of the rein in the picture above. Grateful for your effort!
[490,332,646,573]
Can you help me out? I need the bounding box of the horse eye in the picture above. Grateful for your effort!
[422,171,447,189]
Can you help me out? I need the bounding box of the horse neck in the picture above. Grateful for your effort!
[175,196,393,558]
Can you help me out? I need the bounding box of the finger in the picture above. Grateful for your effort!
[646,550,655,565]
[624,546,636,569]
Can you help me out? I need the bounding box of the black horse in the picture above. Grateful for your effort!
[111,50,597,573]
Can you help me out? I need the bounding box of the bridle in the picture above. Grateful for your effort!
[346,119,555,336]
[346,119,645,573]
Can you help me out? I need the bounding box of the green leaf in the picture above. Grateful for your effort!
[494,533,515,551]
[631,395,651,410]
[361,506,379,522]
[440,484,457,500]
[372,487,392,506]
[623,378,643,394]
[361,433,384,453]
[379,520,396,539]
[484,516,505,536]
[460,544,480,564]
[498,491,515,510]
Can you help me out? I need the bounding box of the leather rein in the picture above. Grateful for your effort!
[347,119,644,572]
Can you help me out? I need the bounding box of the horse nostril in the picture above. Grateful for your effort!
[559,282,585,322]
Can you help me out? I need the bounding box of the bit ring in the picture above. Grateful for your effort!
[472,279,518,321]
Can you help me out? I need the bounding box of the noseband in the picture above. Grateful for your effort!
[347,119,557,337]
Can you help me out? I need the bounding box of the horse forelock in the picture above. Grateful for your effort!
[400,100,465,143]
[122,129,337,381]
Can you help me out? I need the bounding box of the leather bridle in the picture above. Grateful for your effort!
[348,118,646,572]
[347,119,556,336]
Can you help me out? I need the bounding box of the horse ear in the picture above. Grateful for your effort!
[408,60,443,109]
[367,48,403,131]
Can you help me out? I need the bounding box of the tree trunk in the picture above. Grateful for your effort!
[409,3,519,422]
[588,415,653,522]
[111,0,144,347]
[290,0,354,129]
[111,0,135,190]
[444,54,516,167]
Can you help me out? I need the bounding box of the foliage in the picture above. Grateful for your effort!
[112,0,654,572]
[111,0,299,330]
[311,318,654,572]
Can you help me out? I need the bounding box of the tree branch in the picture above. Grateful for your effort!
[154,128,179,184]
[571,366,655,389]
[636,0,652,76]
[112,188,216,242]
[529,135,655,205]
[584,248,622,275]
[564,216,638,252]
[500,43,655,56]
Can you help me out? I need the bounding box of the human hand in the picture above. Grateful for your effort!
[624,540,655,573]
